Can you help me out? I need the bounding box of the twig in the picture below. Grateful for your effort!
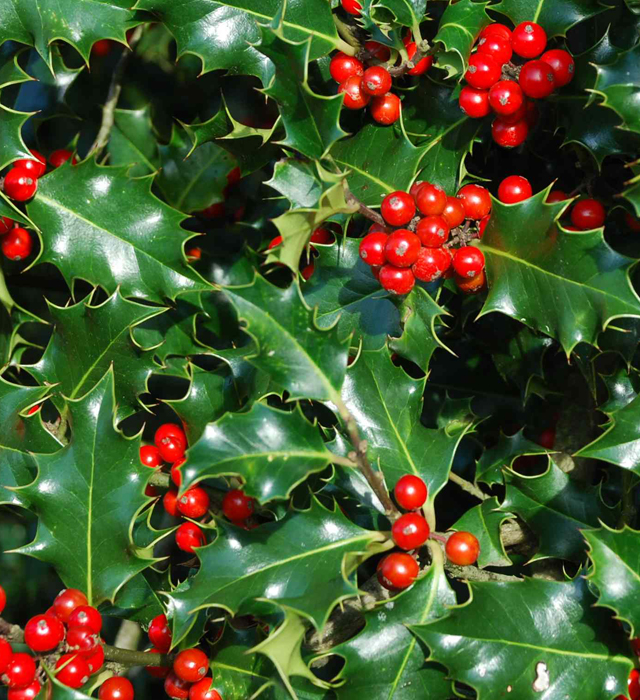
[387,40,437,77]
[89,26,144,155]
[332,15,360,55]
[103,644,174,667]
[149,470,171,489]
[445,562,520,582]
[448,472,488,501]
[0,617,24,643]
[444,220,480,249]
[344,185,386,227]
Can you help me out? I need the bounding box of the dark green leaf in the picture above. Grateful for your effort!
[433,0,491,77]
[99,569,166,625]
[267,159,329,209]
[108,106,160,176]
[0,103,33,171]
[475,429,549,486]
[592,43,640,135]
[451,497,512,568]
[491,0,607,37]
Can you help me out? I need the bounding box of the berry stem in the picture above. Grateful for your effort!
[429,531,447,544]
[387,41,437,77]
[343,185,386,227]
[332,15,360,55]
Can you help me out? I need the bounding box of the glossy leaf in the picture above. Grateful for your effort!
[491,0,607,37]
[433,0,491,77]
[475,429,550,486]
[0,103,33,171]
[451,497,512,568]
[267,158,335,209]
[592,43,640,135]
[108,106,160,176]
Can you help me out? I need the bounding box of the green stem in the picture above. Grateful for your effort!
[104,645,175,668]
[333,15,359,54]
[0,265,15,313]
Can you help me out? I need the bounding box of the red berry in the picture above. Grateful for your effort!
[98,676,134,700]
[629,669,640,700]
[546,189,569,203]
[456,270,487,294]
[174,649,209,683]
[149,614,172,652]
[416,216,450,247]
[0,216,14,234]
[0,585,5,615]
[86,642,105,673]
[511,22,547,59]
[49,149,76,168]
[464,52,501,89]
[155,423,186,449]
[24,614,65,652]
[498,175,532,204]
[338,76,370,110]
[478,214,490,238]
[165,672,191,700]
[459,85,490,118]
[457,184,492,220]
[538,428,556,449]
[7,680,40,700]
[477,34,512,65]
[409,181,426,199]
[453,246,485,278]
[176,522,206,553]
[359,232,388,266]
[222,489,255,520]
[3,653,36,689]
[300,262,314,281]
[378,265,415,295]
[415,183,447,216]
[412,247,452,283]
[384,229,421,267]
[1,227,32,261]
[267,235,282,250]
[146,648,170,678]
[370,93,401,125]
[53,588,88,623]
[492,117,529,147]
[626,212,640,232]
[394,474,428,510]
[341,0,362,15]
[540,49,575,87]
[364,41,391,62]
[200,203,225,219]
[406,42,433,76]
[571,199,606,229]
[488,80,524,116]
[377,552,419,589]
[14,150,46,178]
[92,40,113,57]
[310,227,333,244]
[140,445,163,468]
[66,626,99,657]
[329,52,364,83]
[381,191,416,226]
[500,99,528,124]
[362,66,392,96]
[157,436,186,463]
[519,60,556,99]
[445,531,480,565]
[163,489,179,516]
[189,678,222,700]
[171,456,185,487]
[226,166,241,187]
[480,24,512,43]
[178,487,210,519]
[442,197,466,228]
[4,168,37,201]
[0,639,12,674]
[391,512,430,550]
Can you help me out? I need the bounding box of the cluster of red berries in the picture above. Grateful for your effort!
[376,475,480,590]
[545,189,608,231]
[459,22,575,147]
[266,226,334,280]
[358,182,491,295]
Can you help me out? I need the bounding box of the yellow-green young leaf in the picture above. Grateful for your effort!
[491,0,607,37]
[433,0,491,77]
[14,369,157,605]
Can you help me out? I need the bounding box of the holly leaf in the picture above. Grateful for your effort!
[411,575,632,700]
[302,237,402,352]
[99,569,166,625]
[491,0,607,37]
[27,290,165,421]
[26,159,209,303]
[599,367,640,413]
[181,402,334,503]
[451,497,513,568]
[600,317,640,366]
[500,458,618,561]
[267,159,331,209]
[478,188,640,355]
[15,369,156,605]
[107,106,160,176]
[165,499,386,644]
[592,43,640,135]
[584,525,640,638]
[475,429,550,486]
[223,274,349,402]
[0,103,33,171]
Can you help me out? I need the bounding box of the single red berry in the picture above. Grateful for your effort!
[163,490,179,516]
[186,246,201,262]
[98,676,134,700]
[226,166,241,187]
[200,203,225,219]
[341,0,362,15]
[459,85,490,118]
[492,117,529,147]
[338,76,370,110]
[540,49,575,88]
[409,181,426,199]
[500,99,528,124]
[377,552,419,590]
[222,489,255,521]
[174,648,209,683]
[310,227,333,244]
[157,436,186,464]
[625,212,640,232]
[171,456,186,487]
[53,588,88,623]
[416,216,450,247]
[4,168,37,201]
[415,183,447,216]
[176,522,206,553]
[49,149,76,168]
[412,247,452,283]
[546,189,569,203]
[68,605,102,634]
[381,191,416,226]
[7,679,41,700]
[480,23,512,43]
[359,232,388,266]
[445,531,480,565]
[329,52,364,83]
[0,638,12,675]
[2,227,32,261]
[457,184,492,220]
[24,614,65,653]
[371,265,381,280]
[155,423,187,449]
[165,671,192,700]
[571,199,606,229]
[378,265,415,295]
[406,42,433,76]
[391,512,430,550]
[478,214,491,238]
[519,60,556,99]
[362,66,392,96]
[453,246,485,278]
[0,585,5,615]
[456,270,487,294]
[14,150,46,178]
[488,80,524,116]
[498,175,532,204]
[66,626,99,657]
[442,197,466,228]
[85,642,105,673]
[189,677,222,700]
[384,229,421,267]
[629,669,640,700]
[140,445,163,468]
[92,40,113,57]
[370,93,401,125]
[178,487,210,519]
[538,428,556,449]
[477,34,512,65]
[0,216,14,234]
[4,653,36,689]
[267,236,282,250]
[146,648,170,678]
[149,614,172,652]
[394,475,427,510]
[511,22,547,59]
[364,41,391,62]
[464,52,501,89]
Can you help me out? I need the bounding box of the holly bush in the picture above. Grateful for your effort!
[3,0,640,699]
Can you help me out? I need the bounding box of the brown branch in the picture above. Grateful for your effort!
[103,644,174,667]
[387,41,438,77]
[344,187,386,228]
